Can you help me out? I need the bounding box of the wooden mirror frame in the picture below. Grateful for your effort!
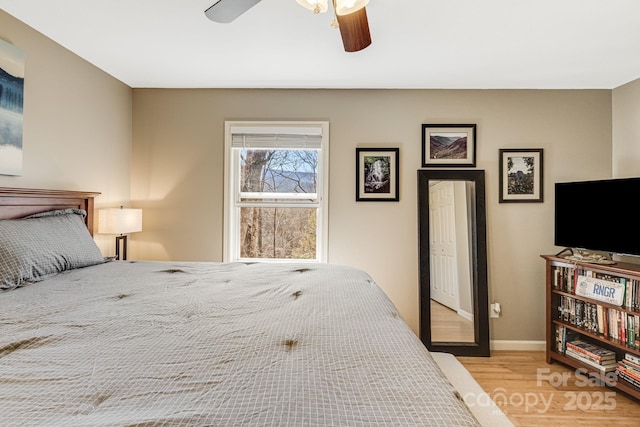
[417,169,490,357]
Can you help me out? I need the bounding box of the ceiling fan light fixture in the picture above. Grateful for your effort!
[205,0,263,23]
[336,6,371,52]
[296,0,329,14]
[334,0,369,16]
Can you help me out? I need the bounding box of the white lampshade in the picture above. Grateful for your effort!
[335,0,369,16]
[98,207,143,235]
[296,0,328,14]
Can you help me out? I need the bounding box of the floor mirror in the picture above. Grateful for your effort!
[417,169,490,356]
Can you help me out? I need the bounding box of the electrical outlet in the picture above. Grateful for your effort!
[490,302,501,318]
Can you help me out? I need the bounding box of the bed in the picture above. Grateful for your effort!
[0,187,482,426]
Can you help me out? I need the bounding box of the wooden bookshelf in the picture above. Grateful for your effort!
[542,254,640,400]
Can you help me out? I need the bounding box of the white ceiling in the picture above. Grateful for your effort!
[2,0,640,89]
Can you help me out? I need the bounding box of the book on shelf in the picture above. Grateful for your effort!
[626,352,640,365]
[617,368,640,389]
[624,278,640,311]
[553,265,576,292]
[596,304,605,336]
[556,294,640,348]
[565,348,617,372]
[565,339,616,362]
[616,357,640,389]
[619,357,640,375]
[555,325,564,353]
[554,326,618,373]
[555,326,577,354]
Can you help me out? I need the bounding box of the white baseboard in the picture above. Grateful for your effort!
[490,340,545,351]
[457,308,474,322]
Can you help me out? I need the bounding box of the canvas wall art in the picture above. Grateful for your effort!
[0,39,25,176]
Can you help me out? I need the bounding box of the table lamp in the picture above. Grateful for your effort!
[98,206,142,260]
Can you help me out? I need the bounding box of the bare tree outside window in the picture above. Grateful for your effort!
[239,149,318,259]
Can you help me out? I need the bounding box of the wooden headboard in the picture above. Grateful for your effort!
[0,187,100,235]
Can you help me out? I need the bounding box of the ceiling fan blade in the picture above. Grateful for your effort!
[336,7,371,52]
[205,0,262,23]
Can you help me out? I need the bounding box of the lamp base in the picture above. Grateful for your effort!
[115,235,128,261]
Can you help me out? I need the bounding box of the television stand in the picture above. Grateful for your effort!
[559,248,616,265]
[542,254,640,401]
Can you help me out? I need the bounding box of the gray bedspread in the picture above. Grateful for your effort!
[0,261,480,426]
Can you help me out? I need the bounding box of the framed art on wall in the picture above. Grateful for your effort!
[499,148,544,203]
[356,147,399,201]
[422,124,476,167]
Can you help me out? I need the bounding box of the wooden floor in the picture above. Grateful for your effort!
[457,351,640,426]
[430,299,475,342]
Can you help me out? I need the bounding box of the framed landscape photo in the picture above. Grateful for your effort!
[356,147,399,201]
[422,124,476,167]
[499,148,544,203]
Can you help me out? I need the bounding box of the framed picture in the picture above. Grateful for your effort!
[422,124,476,167]
[499,148,544,203]
[356,147,399,201]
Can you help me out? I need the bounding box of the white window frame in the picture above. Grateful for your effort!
[223,121,329,263]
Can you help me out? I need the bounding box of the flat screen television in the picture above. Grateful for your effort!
[555,177,640,257]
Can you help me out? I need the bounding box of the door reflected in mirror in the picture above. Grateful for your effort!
[428,179,476,343]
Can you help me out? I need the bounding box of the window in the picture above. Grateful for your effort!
[224,121,329,262]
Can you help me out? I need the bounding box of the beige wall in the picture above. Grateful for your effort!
[2,8,623,342]
[609,78,640,265]
[131,88,612,339]
[613,77,640,178]
[0,10,133,253]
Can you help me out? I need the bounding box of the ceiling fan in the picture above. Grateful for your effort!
[204,0,372,52]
